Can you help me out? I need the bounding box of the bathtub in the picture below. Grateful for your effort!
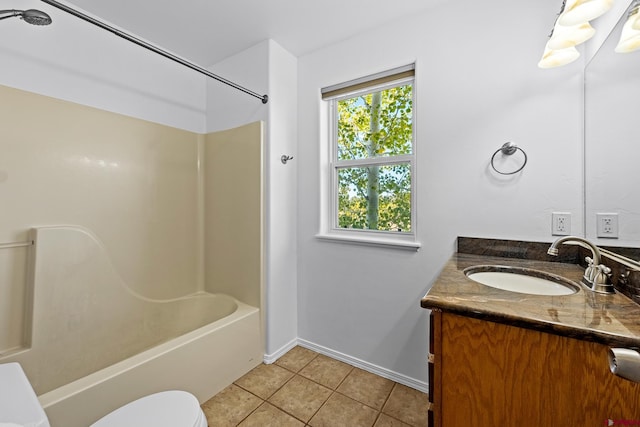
[0,226,263,427]
[40,297,261,427]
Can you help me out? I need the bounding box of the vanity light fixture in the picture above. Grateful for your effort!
[616,0,640,53]
[538,0,613,68]
[538,46,581,68]
[538,0,588,68]
[547,21,596,49]
[559,0,614,26]
[633,0,640,28]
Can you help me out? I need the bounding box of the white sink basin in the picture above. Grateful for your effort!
[464,265,580,296]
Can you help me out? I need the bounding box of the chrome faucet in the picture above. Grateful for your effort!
[547,236,614,294]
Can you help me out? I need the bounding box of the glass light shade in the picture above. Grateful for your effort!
[538,46,580,68]
[616,13,640,53]
[559,0,613,26]
[547,22,596,49]
[631,8,640,30]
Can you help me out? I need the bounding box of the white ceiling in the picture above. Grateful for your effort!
[60,0,447,66]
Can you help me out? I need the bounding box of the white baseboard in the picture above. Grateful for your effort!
[263,337,298,364]
[264,338,428,394]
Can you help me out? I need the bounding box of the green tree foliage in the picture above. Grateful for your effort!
[337,84,413,232]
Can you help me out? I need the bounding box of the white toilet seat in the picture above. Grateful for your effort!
[90,390,207,427]
[0,363,51,427]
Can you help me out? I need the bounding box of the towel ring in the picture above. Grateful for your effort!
[490,142,527,175]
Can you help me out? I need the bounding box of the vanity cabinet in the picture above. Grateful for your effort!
[428,310,640,426]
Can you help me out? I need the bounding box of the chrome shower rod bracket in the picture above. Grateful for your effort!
[39,0,269,104]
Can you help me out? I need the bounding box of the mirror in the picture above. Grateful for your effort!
[585,1,640,257]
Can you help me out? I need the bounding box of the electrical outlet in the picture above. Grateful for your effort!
[552,212,571,236]
[596,213,619,238]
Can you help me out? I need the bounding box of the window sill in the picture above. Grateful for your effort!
[315,232,421,251]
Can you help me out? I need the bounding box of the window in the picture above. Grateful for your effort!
[319,65,419,250]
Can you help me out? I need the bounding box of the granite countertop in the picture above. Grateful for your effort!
[421,251,640,348]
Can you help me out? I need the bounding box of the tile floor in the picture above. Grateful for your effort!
[201,346,429,426]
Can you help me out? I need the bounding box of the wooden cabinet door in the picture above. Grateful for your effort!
[436,313,640,426]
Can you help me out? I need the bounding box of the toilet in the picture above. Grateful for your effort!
[90,390,207,427]
[0,362,208,427]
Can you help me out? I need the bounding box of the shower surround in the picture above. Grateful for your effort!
[0,84,264,424]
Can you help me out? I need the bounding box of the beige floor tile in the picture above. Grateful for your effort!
[382,383,429,427]
[238,402,305,427]
[275,346,318,372]
[268,374,332,422]
[374,413,412,426]
[299,354,353,389]
[337,367,395,410]
[234,363,294,399]
[309,392,379,427]
[201,384,262,427]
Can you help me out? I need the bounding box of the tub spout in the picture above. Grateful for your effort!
[547,236,614,294]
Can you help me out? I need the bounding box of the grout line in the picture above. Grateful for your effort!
[334,364,354,390]
[264,375,306,423]
[304,387,332,425]
[234,402,259,426]
[210,347,422,427]
[274,351,319,374]
[230,373,403,427]
[380,381,396,412]
[372,411,383,426]
[376,382,398,426]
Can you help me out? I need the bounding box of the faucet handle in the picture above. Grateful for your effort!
[591,264,615,294]
[583,257,597,282]
[598,264,612,275]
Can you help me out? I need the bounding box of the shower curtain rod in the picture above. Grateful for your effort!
[39,0,269,104]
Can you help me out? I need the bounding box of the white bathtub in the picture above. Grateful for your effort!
[0,226,263,427]
[40,297,261,427]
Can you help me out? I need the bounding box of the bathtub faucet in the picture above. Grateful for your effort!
[547,236,614,294]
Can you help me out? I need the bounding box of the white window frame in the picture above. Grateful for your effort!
[317,65,420,251]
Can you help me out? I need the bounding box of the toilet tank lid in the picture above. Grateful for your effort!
[0,363,51,427]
